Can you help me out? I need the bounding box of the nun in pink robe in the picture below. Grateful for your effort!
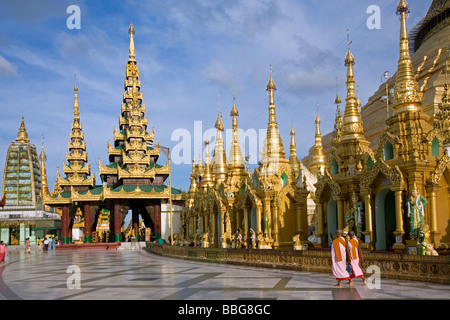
[0,241,7,263]
[348,231,367,286]
[331,231,350,287]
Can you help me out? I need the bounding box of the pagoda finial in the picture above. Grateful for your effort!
[228,97,245,171]
[310,109,325,176]
[341,32,364,139]
[392,0,422,114]
[74,74,78,92]
[266,65,277,117]
[128,20,136,61]
[345,30,355,67]
[315,104,321,129]
[212,95,228,185]
[335,77,342,104]
[40,135,50,197]
[202,139,214,188]
[73,80,79,118]
[260,67,287,165]
[16,116,30,144]
[289,122,300,175]
[215,94,224,131]
[333,81,344,144]
[230,95,239,129]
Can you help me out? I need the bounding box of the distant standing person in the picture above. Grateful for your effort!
[48,236,54,250]
[330,230,351,287]
[347,231,367,286]
[0,241,7,263]
[25,237,31,254]
[43,237,49,252]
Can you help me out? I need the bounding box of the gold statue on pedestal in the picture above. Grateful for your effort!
[407,184,428,240]
[293,234,307,250]
[202,232,210,248]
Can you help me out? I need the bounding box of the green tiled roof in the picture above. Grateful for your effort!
[109,184,182,194]
[77,185,103,196]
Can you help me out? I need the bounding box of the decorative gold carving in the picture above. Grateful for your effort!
[393,80,421,106]
[375,132,400,160]
[429,151,450,185]
[314,170,341,200]
[342,122,364,135]
[360,159,404,194]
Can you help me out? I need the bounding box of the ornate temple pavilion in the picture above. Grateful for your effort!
[178,0,450,255]
[0,118,60,245]
[302,0,450,253]
[43,22,183,245]
[181,71,314,249]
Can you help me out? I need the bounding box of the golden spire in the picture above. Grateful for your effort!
[214,96,224,131]
[15,116,30,144]
[310,107,326,176]
[315,106,321,136]
[267,65,277,124]
[212,97,228,185]
[333,85,344,144]
[392,0,422,113]
[262,67,287,164]
[341,31,365,140]
[202,139,214,188]
[335,80,342,105]
[228,97,245,171]
[128,21,136,62]
[188,157,199,193]
[73,81,80,118]
[53,165,61,193]
[289,123,300,175]
[40,136,50,198]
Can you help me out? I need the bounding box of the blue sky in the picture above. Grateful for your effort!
[0,0,432,193]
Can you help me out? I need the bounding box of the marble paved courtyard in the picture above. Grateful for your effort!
[1,246,449,301]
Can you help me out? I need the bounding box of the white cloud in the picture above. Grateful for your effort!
[200,60,239,92]
[0,55,18,76]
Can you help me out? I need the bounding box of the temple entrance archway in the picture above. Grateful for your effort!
[375,188,396,251]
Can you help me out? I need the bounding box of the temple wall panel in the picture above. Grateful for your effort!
[436,175,450,246]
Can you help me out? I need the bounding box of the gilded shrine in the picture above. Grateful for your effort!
[179,0,450,255]
[43,23,183,244]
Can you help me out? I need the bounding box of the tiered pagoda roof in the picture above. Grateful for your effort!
[45,22,182,206]
[98,22,169,187]
[54,83,95,193]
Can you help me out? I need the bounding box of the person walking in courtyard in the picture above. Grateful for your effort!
[0,241,7,263]
[347,231,366,287]
[43,237,49,252]
[25,237,31,254]
[48,236,54,250]
[331,230,351,287]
